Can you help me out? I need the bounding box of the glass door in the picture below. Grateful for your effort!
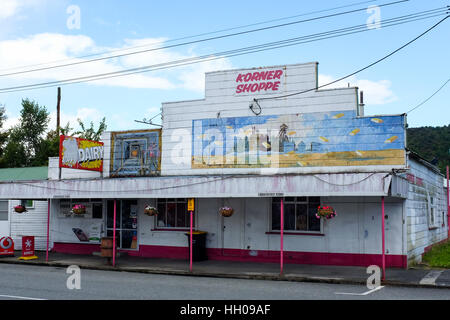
[106,200,138,249]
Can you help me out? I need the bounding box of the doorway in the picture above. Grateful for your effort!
[106,200,138,249]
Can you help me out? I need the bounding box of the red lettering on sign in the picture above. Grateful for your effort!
[234,69,284,94]
[274,70,283,79]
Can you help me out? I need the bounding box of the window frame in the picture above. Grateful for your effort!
[0,200,8,221]
[155,198,195,230]
[270,197,323,234]
[21,199,34,209]
[426,192,438,229]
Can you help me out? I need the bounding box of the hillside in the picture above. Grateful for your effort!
[407,125,450,175]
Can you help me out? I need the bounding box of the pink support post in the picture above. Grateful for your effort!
[113,200,117,267]
[447,166,449,239]
[381,196,386,281]
[46,199,50,262]
[189,211,193,272]
[280,198,284,275]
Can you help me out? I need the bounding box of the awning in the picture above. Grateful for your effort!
[0,172,392,199]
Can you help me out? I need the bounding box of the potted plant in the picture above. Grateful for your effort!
[144,205,158,216]
[71,204,86,215]
[315,205,337,220]
[219,206,234,217]
[14,205,27,213]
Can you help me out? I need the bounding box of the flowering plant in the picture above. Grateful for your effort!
[144,205,158,216]
[219,206,234,217]
[14,205,27,213]
[315,205,336,220]
[71,204,86,215]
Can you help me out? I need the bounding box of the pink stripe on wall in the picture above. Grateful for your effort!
[52,242,407,268]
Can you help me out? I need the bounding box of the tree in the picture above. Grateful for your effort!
[73,117,107,141]
[0,105,9,159]
[2,99,50,167]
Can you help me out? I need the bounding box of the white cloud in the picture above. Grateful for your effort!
[48,107,105,134]
[0,0,22,19]
[0,33,233,91]
[318,74,397,105]
[0,0,45,20]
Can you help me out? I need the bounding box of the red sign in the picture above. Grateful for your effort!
[235,69,284,94]
[59,135,104,172]
[0,237,14,256]
[22,236,35,257]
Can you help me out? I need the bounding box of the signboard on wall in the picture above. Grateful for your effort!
[59,135,104,172]
[110,129,161,177]
[192,110,406,169]
[234,67,285,96]
[0,237,14,256]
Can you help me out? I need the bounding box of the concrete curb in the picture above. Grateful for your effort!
[1,259,449,290]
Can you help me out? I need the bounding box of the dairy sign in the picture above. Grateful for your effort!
[235,67,285,95]
[59,135,104,172]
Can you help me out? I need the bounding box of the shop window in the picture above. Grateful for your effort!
[156,198,193,229]
[271,197,321,232]
[21,200,34,208]
[0,201,8,221]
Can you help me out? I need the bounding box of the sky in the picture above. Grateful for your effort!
[0,0,448,133]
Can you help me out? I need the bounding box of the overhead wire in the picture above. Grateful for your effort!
[0,0,406,77]
[254,13,449,103]
[406,77,450,114]
[0,7,446,94]
[0,0,382,74]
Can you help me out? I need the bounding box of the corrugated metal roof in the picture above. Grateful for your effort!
[0,167,48,181]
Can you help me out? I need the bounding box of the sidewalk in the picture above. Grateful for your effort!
[0,251,449,289]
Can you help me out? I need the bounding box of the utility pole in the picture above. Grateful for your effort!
[57,87,61,180]
[56,87,61,136]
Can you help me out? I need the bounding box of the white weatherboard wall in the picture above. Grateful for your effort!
[10,200,48,250]
[405,158,447,264]
[139,197,404,259]
[161,62,361,176]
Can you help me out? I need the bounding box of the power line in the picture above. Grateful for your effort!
[0,0,381,74]
[255,14,449,103]
[0,8,445,94]
[0,0,408,78]
[406,77,450,114]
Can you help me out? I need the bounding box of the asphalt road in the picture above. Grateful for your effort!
[0,264,449,300]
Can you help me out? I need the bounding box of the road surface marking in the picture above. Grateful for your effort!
[419,270,443,285]
[0,294,47,300]
[335,286,385,296]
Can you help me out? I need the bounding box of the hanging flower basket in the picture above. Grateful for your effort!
[71,204,86,215]
[219,206,234,217]
[315,205,337,220]
[14,205,27,213]
[144,205,158,216]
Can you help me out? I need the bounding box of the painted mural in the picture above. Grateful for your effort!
[110,129,161,177]
[191,111,406,168]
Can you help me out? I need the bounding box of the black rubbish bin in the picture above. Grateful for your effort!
[185,231,207,261]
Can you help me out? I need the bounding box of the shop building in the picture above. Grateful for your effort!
[0,62,447,268]
[0,167,49,250]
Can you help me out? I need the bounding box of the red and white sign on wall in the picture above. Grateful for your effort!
[19,236,38,260]
[235,68,285,95]
[0,237,14,256]
[59,135,104,172]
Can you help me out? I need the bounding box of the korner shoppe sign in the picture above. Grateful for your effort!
[59,135,104,172]
[235,68,284,95]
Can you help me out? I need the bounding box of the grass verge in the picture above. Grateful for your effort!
[422,240,450,268]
